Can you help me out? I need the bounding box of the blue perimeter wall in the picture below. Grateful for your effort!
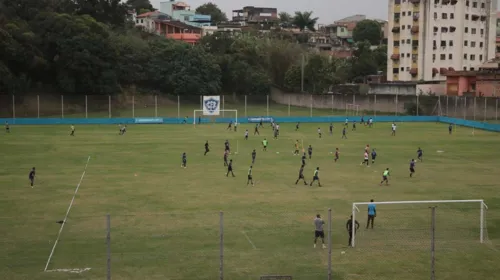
[1,116,499,132]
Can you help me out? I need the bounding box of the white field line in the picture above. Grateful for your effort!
[241,230,257,249]
[44,156,91,272]
[46,268,92,273]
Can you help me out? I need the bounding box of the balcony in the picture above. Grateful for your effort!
[413,15,419,22]
[471,15,479,21]
[394,5,401,13]
[451,0,457,4]
[410,68,418,76]
[480,16,486,21]
[394,17,400,23]
[442,0,450,4]
[448,67,455,72]
[392,27,400,33]
[432,68,438,76]
[450,26,456,32]
[410,0,420,4]
[391,54,400,60]
[411,26,419,34]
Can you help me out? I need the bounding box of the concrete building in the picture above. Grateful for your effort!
[444,57,500,96]
[232,6,278,23]
[387,0,497,82]
[159,1,211,27]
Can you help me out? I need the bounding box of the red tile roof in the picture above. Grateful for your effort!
[137,11,159,18]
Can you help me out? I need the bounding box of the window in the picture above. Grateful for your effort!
[449,40,453,46]
[466,1,470,6]
[465,27,469,33]
[393,68,399,74]
[472,2,477,8]
[450,13,454,19]
[449,54,453,59]
[402,25,406,30]
[441,40,446,47]
[140,19,143,23]
[407,25,411,29]
[465,14,469,20]
[480,55,483,61]
[394,40,400,46]
[471,28,476,34]
[406,67,410,71]
[401,67,405,71]
[407,53,411,57]
[442,13,448,19]
[440,54,446,60]
[434,12,438,19]
[480,42,483,47]
[403,12,406,16]
[401,53,404,58]
[408,11,412,16]
[401,40,405,44]
[471,41,476,47]
[470,54,475,60]
[136,19,139,23]
[464,40,468,46]
[432,54,436,61]
[481,3,485,8]
[470,67,475,71]
[463,66,467,70]
[407,39,411,43]
[412,54,418,61]
[480,29,484,35]
[464,53,467,59]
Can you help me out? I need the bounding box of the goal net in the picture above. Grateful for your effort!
[193,109,238,126]
[351,200,489,249]
[345,104,360,116]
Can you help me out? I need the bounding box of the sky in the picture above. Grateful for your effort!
[150,0,390,25]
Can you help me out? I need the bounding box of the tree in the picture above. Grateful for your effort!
[372,44,387,73]
[126,0,154,13]
[292,11,318,32]
[195,2,227,24]
[352,20,383,45]
[278,12,293,28]
[349,41,378,82]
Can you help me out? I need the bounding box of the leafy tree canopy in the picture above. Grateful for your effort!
[352,19,383,45]
[195,2,227,24]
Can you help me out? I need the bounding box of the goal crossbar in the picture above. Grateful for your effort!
[351,199,488,247]
[193,109,238,125]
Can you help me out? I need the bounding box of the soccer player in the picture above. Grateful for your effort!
[365,144,370,153]
[342,127,347,139]
[366,199,376,229]
[227,120,233,130]
[314,214,326,249]
[273,127,279,139]
[294,140,300,156]
[346,215,360,247]
[307,145,313,159]
[251,149,256,164]
[409,159,416,177]
[234,122,238,132]
[368,118,373,127]
[226,159,235,177]
[254,123,260,135]
[334,148,339,162]
[310,167,321,187]
[276,123,280,136]
[29,167,35,187]
[5,121,9,133]
[223,150,229,166]
[295,122,300,131]
[352,121,356,131]
[417,147,423,162]
[262,138,268,151]
[183,116,187,124]
[224,140,230,154]
[391,122,397,136]
[380,168,390,186]
[259,119,263,128]
[119,125,127,135]
[448,123,453,135]
[181,153,187,168]
[118,124,122,134]
[247,166,254,186]
[295,164,308,185]
[361,151,369,166]
[317,127,322,138]
[344,118,349,127]
[198,116,201,124]
[371,149,377,164]
[301,153,306,165]
[329,123,333,135]
[244,129,249,140]
[70,124,75,136]
[361,116,365,125]
[204,141,210,156]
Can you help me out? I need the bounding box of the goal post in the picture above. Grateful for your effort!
[193,109,238,126]
[345,104,360,116]
[351,199,488,248]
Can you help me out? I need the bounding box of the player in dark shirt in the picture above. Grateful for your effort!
[334,148,339,162]
[295,122,300,131]
[361,116,365,125]
[5,122,10,133]
[295,165,308,185]
[371,149,377,164]
[226,159,235,177]
[182,116,187,124]
[204,141,210,156]
[409,159,416,177]
[223,150,229,166]
[346,215,360,247]
[29,167,35,187]
[251,149,256,164]
[301,153,306,165]
[417,147,423,162]
[254,124,260,135]
[342,127,347,139]
[181,153,187,168]
[448,124,453,135]
[352,121,356,131]
[259,119,263,128]
[198,116,201,124]
[224,140,230,154]
[329,123,333,135]
[307,145,313,159]
[227,121,233,130]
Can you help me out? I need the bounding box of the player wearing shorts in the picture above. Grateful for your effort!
[361,152,369,166]
[310,167,321,187]
[313,214,326,248]
[334,148,339,162]
[409,159,416,177]
[295,164,308,185]
[247,166,254,186]
[380,168,390,185]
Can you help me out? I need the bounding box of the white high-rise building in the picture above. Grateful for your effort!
[387,0,497,82]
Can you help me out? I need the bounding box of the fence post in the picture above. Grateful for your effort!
[37,95,40,118]
[108,95,111,118]
[288,95,290,117]
[106,214,111,280]
[496,98,498,121]
[480,201,485,243]
[484,98,487,121]
[85,95,88,118]
[222,95,225,117]
[12,95,15,119]
[61,95,64,118]
[132,96,135,118]
[177,95,180,119]
[454,96,458,118]
[331,94,334,114]
[219,211,224,280]
[446,96,449,116]
[473,97,476,121]
[374,94,377,117]
[310,94,312,117]
[327,208,332,280]
[463,97,467,120]
[416,95,419,116]
[266,95,269,116]
[430,207,436,280]
[155,95,158,118]
[395,93,399,116]
[244,95,247,117]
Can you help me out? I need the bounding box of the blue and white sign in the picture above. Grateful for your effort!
[203,96,220,116]
[134,118,163,124]
[247,117,274,123]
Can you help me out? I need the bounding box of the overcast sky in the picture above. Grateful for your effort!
[150,0,390,24]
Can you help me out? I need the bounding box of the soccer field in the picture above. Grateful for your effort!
[1,122,499,280]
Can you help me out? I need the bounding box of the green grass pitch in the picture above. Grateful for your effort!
[1,122,499,280]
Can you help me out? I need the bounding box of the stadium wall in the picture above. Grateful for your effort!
[1,116,499,132]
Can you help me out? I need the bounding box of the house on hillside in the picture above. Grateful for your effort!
[159,0,212,27]
[444,58,500,96]
[134,11,202,44]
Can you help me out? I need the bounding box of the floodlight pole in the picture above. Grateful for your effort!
[328,208,332,280]
[219,211,224,280]
[430,207,436,280]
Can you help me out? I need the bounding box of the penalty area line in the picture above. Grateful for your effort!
[44,156,91,272]
[241,230,257,249]
[46,268,92,274]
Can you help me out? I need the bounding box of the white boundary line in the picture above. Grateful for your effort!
[46,268,92,273]
[241,230,257,249]
[44,156,91,272]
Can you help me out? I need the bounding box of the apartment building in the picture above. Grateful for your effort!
[387,0,497,82]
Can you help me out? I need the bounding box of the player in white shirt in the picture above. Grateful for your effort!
[317,127,322,138]
[391,123,396,136]
[368,118,373,127]
[244,129,249,140]
[345,118,349,127]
